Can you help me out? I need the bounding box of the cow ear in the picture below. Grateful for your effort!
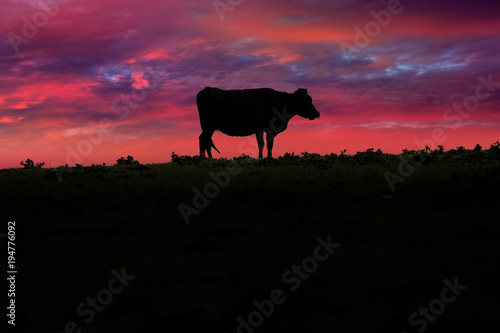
[294,88,308,95]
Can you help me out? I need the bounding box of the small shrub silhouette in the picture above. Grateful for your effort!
[171,152,182,163]
[116,155,140,165]
[490,141,500,155]
[20,159,34,169]
[20,159,45,169]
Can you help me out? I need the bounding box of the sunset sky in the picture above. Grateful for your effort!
[1,0,500,168]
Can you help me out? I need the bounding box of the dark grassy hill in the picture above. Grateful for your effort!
[2,144,500,332]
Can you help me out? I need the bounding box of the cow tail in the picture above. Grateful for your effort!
[211,139,220,154]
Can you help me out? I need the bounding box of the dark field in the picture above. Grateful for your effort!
[2,145,500,333]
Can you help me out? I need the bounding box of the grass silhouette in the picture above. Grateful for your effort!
[2,142,499,332]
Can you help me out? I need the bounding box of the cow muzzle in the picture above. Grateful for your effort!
[309,111,320,120]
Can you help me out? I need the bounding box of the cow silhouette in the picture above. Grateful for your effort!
[196,87,320,158]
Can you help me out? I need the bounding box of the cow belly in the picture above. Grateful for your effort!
[212,109,262,136]
[218,124,256,137]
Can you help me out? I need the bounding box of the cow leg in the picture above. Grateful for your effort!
[199,133,205,157]
[199,130,215,158]
[256,131,265,159]
[199,133,206,157]
[266,132,274,158]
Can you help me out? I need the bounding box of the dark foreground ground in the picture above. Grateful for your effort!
[2,145,500,333]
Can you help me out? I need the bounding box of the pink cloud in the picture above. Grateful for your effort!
[0,116,25,124]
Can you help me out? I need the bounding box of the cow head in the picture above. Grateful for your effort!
[293,88,320,120]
